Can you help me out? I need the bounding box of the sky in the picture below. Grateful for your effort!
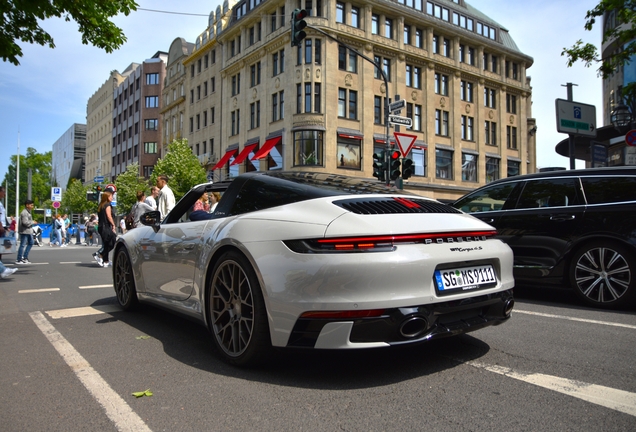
[0,0,602,182]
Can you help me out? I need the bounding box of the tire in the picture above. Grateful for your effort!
[207,251,271,366]
[113,248,139,310]
[570,241,636,309]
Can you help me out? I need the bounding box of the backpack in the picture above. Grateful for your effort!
[124,204,138,231]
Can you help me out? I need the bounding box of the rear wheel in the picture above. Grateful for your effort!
[570,241,635,309]
[207,251,271,366]
[113,248,139,310]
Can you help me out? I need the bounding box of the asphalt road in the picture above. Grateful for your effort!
[1,244,635,431]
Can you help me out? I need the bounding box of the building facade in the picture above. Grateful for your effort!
[51,123,87,189]
[180,0,535,200]
[86,71,126,185]
[111,52,168,180]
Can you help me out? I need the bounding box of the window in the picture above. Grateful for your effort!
[144,119,158,130]
[250,61,261,87]
[231,73,241,96]
[272,90,284,121]
[338,46,357,72]
[484,87,496,108]
[336,2,344,23]
[374,96,386,125]
[404,25,411,45]
[144,142,158,154]
[436,149,453,179]
[434,73,448,95]
[507,126,518,149]
[189,117,193,133]
[406,65,421,88]
[143,166,154,178]
[338,88,357,119]
[461,116,474,141]
[351,6,360,28]
[507,160,520,177]
[146,96,159,108]
[250,101,261,129]
[460,80,473,102]
[146,73,159,85]
[443,37,451,57]
[197,85,201,100]
[462,153,477,182]
[273,50,284,75]
[231,110,240,136]
[337,136,361,170]
[485,121,497,146]
[486,157,500,183]
[372,14,379,34]
[406,103,422,131]
[412,147,427,177]
[435,109,449,136]
[415,28,424,48]
[385,18,393,39]
[196,114,200,130]
[506,94,517,114]
[374,56,391,81]
[294,130,323,166]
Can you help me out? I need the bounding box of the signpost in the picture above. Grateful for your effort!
[388,115,412,127]
[51,187,62,202]
[94,176,104,183]
[555,99,597,137]
[389,99,406,113]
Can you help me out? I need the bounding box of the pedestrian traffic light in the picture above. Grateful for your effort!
[402,157,414,180]
[291,8,308,47]
[372,150,386,182]
[95,184,102,192]
[389,150,401,181]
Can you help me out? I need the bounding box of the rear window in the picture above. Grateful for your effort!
[515,178,582,209]
[581,177,636,204]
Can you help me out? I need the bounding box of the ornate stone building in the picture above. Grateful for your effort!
[179,0,535,200]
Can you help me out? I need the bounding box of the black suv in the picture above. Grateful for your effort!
[452,166,636,309]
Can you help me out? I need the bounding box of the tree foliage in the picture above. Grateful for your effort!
[562,0,636,103]
[59,178,96,216]
[114,162,149,215]
[1,0,138,65]
[150,139,207,202]
[2,147,52,215]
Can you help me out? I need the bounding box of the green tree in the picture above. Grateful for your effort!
[562,1,636,104]
[114,162,149,215]
[2,147,52,215]
[150,139,207,202]
[1,0,138,65]
[59,178,96,216]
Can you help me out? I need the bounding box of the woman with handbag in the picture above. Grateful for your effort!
[95,190,116,267]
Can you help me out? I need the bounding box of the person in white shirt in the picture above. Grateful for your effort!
[156,175,175,219]
[145,186,159,211]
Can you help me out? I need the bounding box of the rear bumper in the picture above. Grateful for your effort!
[287,289,514,349]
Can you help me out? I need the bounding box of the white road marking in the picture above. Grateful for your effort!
[514,309,636,330]
[19,288,60,294]
[469,362,636,417]
[79,284,113,289]
[46,305,121,319]
[29,311,151,432]
[61,261,82,264]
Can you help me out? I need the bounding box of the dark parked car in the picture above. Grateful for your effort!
[452,166,636,309]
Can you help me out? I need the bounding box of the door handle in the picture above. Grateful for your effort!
[549,214,576,221]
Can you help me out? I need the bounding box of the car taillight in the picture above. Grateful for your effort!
[284,230,496,253]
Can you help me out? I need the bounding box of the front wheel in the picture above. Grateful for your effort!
[570,241,635,309]
[113,248,139,310]
[207,251,271,366]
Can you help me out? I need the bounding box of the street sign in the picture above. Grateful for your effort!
[388,115,412,127]
[394,132,418,158]
[94,176,104,183]
[106,183,117,192]
[52,201,60,209]
[625,129,636,147]
[51,187,62,202]
[389,99,406,112]
[555,99,597,137]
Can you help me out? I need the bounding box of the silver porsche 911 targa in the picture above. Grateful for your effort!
[112,171,514,366]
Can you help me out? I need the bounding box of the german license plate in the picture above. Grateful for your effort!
[434,265,497,294]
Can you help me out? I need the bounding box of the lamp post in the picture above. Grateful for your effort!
[610,104,633,133]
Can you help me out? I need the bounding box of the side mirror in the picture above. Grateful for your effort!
[139,211,162,232]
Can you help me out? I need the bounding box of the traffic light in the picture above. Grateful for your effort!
[291,8,308,47]
[389,150,401,181]
[402,157,414,180]
[372,150,386,182]
[86,191,98,202]
[95,184,102,192]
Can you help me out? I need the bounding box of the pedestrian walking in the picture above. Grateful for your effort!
[51,214,63,246]
[86,214,98,246]
[156,174,175,219]
[145,186,159,211]
[0,186,16,277]
[62,213,70,246]
[94,190,116,267]
[16,199,35,264]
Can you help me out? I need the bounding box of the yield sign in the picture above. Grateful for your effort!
[394,132,417,157]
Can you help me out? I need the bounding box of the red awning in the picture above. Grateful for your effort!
[211,149,237,170]
[230,143,258,165]
[251,136,281,160]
